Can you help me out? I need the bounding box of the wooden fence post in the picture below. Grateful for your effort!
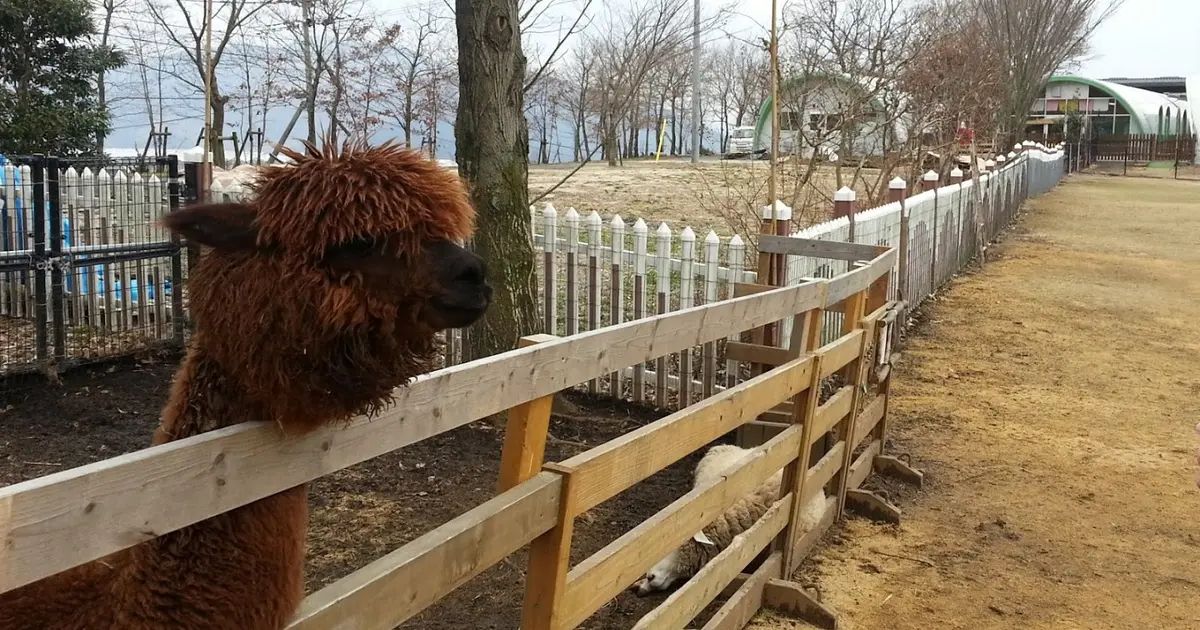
[922,171,938,289]
[888,179,906,334]
[497,334,561,493]
[609,215,626,400]
[542,204,558,335]
[778,302,826,573]
[654,222,673,409]
[631,219,649,403]
[832,285,869,518]
[521,463,579,630]
[679,227,696,407]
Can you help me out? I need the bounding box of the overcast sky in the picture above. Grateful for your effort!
[101,0,1200,154]
[722,0,1200,78]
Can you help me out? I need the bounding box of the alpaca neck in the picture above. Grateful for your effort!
[121,343,310,628]
[153,344,276,443]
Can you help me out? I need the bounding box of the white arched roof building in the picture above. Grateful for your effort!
[1028,75,1189,138]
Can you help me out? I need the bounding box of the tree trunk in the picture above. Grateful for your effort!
[456,0,538,360]
[210,94,229,168]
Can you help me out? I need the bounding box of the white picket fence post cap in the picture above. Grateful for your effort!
[888,177,906,190]
[656,222,671,238]
[729,234,744,247]
[1008,151,1018,159]
[761,200,792,220]
[950,167,964,178]
[704,230,720,245]
[1014,143,1023,150]
[586,211,601,226]
[996,154,1007,163]
[680,226,696,242]
[834,186,857,201]
[985,159,996,168]
[923,170,938,182]
[611,214,624,228]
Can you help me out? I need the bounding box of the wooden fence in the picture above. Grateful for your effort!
[1092,133,1197,163]
[0,242,901,630]
[513,146,1067,410]
[0,145,1069,630]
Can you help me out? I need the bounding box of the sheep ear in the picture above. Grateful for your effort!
[162,203,259,252]
[692,531,716,547]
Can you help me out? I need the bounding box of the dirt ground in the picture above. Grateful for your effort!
[0,355,744,629]
[750,175,1200,629]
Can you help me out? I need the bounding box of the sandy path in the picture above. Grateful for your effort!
[750,175,1200,630]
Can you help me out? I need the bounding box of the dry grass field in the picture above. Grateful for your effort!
[749,175,1200,629]
[528,158,884,236]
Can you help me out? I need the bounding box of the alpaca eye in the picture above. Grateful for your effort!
[331,238,376,258]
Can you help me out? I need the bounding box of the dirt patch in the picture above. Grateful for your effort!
[750,175,1200,629]
[0,354,734,629]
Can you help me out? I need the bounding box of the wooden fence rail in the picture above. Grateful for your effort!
[0,145,1069,630]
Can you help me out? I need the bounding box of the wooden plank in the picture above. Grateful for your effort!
[757,235,882,262]
[498,335,559,492]
[733,282,776,297]
[852,395,886,449]
[762,579,839,630]
[825,250,897,306]
[845,489,901,524]
[725,341,792,367]
[700,552,781,630]
[817,330,864,378]
[0,278,828,594]
[809,387,854,445]
[803,441,845,501]
[778,318,824,573]
[847,439,882,491]
[559,425,805,630]
[835,316,870,517]
[521,465,578,630]
[287,473,561,630]
[788,495,837,574]
[560,357,814,514]
[632,495,791,630]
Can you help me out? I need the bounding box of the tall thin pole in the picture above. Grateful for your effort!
[767,0,779,215]
[202,0,214,183]
[689,0,701,163]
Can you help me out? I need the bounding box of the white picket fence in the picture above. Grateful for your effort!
[518,146,1068,408]
[204,147,1068,410]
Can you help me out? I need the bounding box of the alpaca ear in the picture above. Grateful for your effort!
[163,203,259,252]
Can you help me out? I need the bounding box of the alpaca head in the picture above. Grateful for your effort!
[164,141,492,431]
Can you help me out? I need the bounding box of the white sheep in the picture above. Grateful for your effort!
[632,443,828,596]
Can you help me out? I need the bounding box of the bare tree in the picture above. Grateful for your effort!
[561,47,595,161]
[520,0,595,93]
[377,3,448,148]
[969,0,1123,144]
[145,0,275,166]
[585,0,694,166]
[95,0,131,153]
[415,46,458,157]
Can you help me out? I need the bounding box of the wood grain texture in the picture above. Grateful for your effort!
[287,473,561,630]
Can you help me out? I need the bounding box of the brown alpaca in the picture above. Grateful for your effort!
[0,141,492,630]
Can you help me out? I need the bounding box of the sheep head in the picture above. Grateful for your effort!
[163,140,492,433]
[630,531,715,596]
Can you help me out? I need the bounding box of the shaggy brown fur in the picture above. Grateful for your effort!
[0,141,491,630]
